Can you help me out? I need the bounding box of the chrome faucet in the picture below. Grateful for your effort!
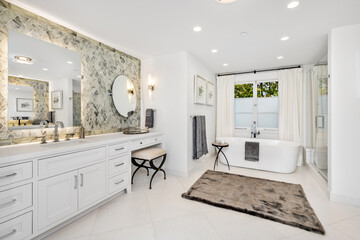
[54,121,64,142]
[251,121,260,138]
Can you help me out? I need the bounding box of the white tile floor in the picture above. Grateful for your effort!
[44,158,360,240]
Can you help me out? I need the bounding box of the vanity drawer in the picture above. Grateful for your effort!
[0,211,32,240]
[38,147,106,178]
[108,154,130,177]
[108,143,129,157]
[0,184,32,219]
[108,172,129,195]
[0,162,32,188]
[131,138,150,150]
[148,135,162,145]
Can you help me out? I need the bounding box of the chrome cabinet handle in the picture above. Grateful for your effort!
[0,229,17,239]
[0,172,17,179]
[115,179,124,185]
[115,163,124,167]
[80,173,84,187]
[74,175,78,189]
[115,147,124,151]
[0,199,17,209]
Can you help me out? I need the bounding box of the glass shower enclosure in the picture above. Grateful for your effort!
[311,55,328,180]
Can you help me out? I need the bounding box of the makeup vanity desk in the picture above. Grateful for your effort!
[0,131,163,240]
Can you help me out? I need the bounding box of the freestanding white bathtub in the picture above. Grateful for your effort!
[216,137,301,173]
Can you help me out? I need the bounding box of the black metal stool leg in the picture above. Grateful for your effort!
[220,150,230,170]
[214,147,224,170]
[148,154,167,189]
[131,159,148,184]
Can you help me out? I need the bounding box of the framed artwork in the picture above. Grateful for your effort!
[51,90,63,109]
[194,75,207,104]
[206,81,215,106]
[16,98,33,112]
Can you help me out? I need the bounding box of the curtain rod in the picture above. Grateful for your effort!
[217,65,301,77]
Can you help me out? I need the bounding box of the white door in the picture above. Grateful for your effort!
[38,170,78,230]
[78,163,106,209]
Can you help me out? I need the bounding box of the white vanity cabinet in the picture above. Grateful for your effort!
[38,170,78,230]
[78,163,106,210]
[38,162,106,229]
[0,131,163,240]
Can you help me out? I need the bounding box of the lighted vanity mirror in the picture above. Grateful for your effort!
[6,30,82,130]
[112,75,136,117]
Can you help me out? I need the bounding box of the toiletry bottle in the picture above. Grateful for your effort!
[79,125,85,139]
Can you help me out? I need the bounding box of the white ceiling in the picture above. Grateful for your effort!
[8,30,81,82]
[7,0,360,74]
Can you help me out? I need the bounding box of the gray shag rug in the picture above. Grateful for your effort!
[182,170,325,235]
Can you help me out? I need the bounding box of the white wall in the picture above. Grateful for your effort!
[49,78,73,126]
[141,52,188,177]
[186,53,216,173]
[8,86,34,119]
[329,24,360,206]
[141,52,215,177]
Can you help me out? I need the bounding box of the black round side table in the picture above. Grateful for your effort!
[212,142,230,170]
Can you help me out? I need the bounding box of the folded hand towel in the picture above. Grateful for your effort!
[245,141,259,161]
[145,109,154,128]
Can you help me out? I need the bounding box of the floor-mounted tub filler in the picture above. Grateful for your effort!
[216,137,301,173]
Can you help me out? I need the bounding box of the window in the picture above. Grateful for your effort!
[234,80,279,129]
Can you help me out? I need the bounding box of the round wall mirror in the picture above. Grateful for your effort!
[112,75,136,117]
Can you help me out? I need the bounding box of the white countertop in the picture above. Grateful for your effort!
[0,131,162,165]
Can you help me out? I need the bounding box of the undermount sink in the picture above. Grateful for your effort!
[39,139,88,147]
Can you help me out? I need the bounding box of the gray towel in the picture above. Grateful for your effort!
[145,109,154,128]
[245,141,259,161]
[193,116,208,159]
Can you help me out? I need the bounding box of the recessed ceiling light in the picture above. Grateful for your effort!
[15,87,19,90]
[287,1,300,9]
[240,32,248,37]
[14,56,33,64]
[223,63,228,66]
[211,49,218,53]
[42,68,48,71]
[193,26,202,32]
[281,36,290,41]
[277,56,284,60]
[216,0,238,3]
[77,75,81,78]
[67,61,73,64]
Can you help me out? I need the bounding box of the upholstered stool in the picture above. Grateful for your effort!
[131,148,167,189]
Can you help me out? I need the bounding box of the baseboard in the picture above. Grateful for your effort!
[163,152,215,178]
[187,152,216,177]
[330,192,360,207]
[163,168,188,178]
[305,163,330,199]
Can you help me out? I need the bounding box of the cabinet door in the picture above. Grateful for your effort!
[38,170,78,230]
[78,163,106,209]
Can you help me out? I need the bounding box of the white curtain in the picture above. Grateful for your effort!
[279,68,303,143]
[216,75,235,138]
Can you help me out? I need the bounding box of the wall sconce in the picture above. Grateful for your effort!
[148,74,155,91]
[128,88,135,95]
[148,84,155,91]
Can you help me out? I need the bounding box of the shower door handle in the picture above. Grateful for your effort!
[316,116,324,129]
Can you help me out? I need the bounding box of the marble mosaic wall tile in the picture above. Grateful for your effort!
[72,91,81,126]
[8,76,49,121]
[0,1,141,145]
